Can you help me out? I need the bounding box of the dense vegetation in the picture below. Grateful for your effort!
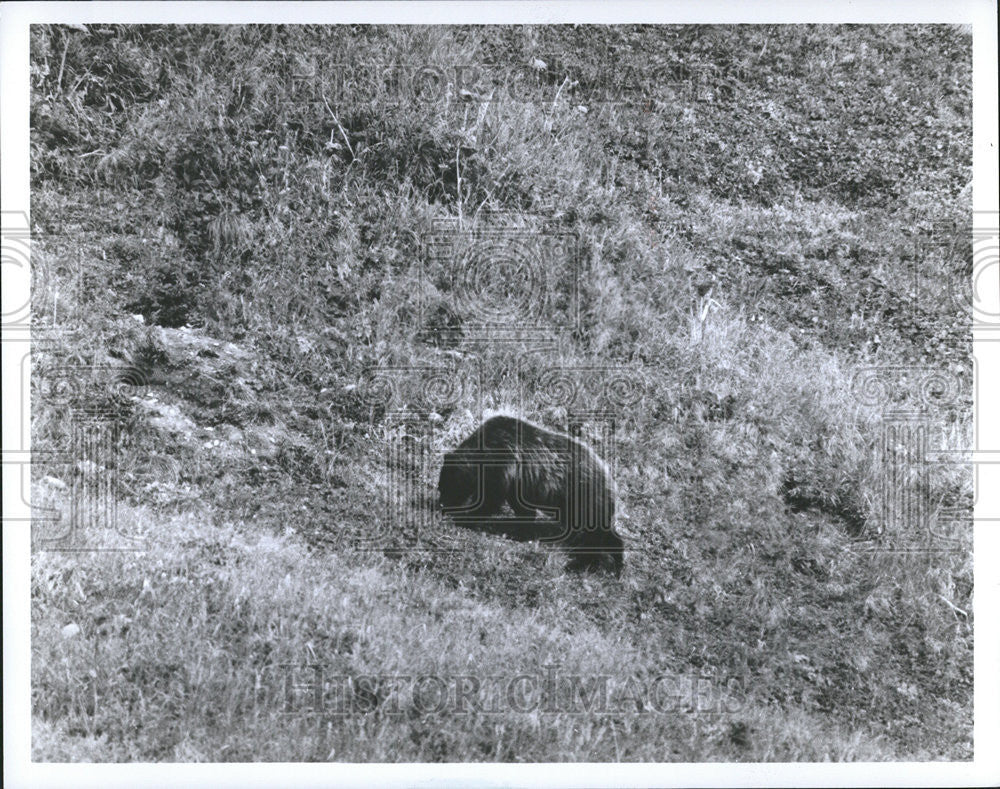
[29,25,972,761]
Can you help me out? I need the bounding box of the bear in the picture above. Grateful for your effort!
[438,414,624,573]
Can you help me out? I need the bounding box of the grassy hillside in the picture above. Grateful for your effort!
[29,24,972,761]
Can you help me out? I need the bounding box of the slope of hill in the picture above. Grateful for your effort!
[29,24,972,761]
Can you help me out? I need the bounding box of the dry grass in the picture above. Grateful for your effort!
[29,24,972,761]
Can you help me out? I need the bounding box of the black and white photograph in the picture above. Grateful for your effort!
[2,1,999,786]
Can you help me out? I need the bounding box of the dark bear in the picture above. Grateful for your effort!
[438,415,624,573]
